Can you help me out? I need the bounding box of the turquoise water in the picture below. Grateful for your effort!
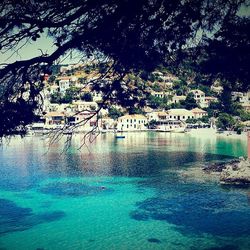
[0,132,249,250]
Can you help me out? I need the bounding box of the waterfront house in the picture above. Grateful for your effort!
[66,111,98,131]
[44,112,65,127]
[147,111,169,122]
[167,109,194,121]
[191,108,208,119]
[117,114,147,131]
[101,117,115,130]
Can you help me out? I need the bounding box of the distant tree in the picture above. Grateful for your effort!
[186,118,198,124]
[239,110,250,122]
[128,107,145,115]
[148,95,163,109]
[169,102,184,109]
[108,107,124,120]
[61,87,80,103]
[173,81,188,95]
[148,73,156,82]
[50,92,62,104]
[183,93,198,110]
[81,93,93,102]
[78,77,87,85]
[199,116,210,123]
[216,113,236,130]
[48,75,56,83]
[151,84,162,92]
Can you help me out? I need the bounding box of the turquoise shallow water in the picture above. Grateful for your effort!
[0,132,249,250]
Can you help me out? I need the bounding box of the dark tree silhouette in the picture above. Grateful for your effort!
[0,0,249,137]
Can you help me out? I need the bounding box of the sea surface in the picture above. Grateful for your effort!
[0,132,249,250]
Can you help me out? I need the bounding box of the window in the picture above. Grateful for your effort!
[183,116,185,119]
[134,124,136,128]
[130,119,132,123]
[127,124,129,128]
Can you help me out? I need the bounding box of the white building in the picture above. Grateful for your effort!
[189,89,217,108]
[45,103,72,113]
[151,90,165,98]
[101,117,115,130]
[44,112,65,127]
[72,101,98,112]
[191,108,208,119]
[59,79,70,93]
[171,95,186,104]
[232,91,250,104]
[167,109,194,121]
[147,111,169,122]
[92,91,103,102]
[117,114,148,131]
[66,111,98,131]
[49,85,59,94]
[190,89,205,103]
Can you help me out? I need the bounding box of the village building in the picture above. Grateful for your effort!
[58,79,70,93]
[44,112,65,127]
[117,114,148,131]
[66,111,98,131]
[190,89,206,104]
[49,85,59,94]
[171,95,186,104]
[72,101,98,112]
[191,108,208,119]
[167,109,194,121]
[204,96,218,107]
[151,90,165,98]
[242,103,250,112]
[210,84,223,94]
[147,111,169,122]
[232,91,250,104]
[101,117,115,130]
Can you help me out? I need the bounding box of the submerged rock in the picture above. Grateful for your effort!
[220,158,250,185]
[203,159,240,173]
[147,238,161,243]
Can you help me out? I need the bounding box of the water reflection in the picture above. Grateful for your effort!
[0,133,244,181]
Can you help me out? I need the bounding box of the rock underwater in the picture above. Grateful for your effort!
[220,157,250,185]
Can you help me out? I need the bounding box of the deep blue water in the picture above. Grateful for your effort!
[0,132,249,250]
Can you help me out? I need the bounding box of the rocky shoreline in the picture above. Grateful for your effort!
[203,157,250,186]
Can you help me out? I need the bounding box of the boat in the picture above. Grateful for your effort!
[115,135,126,139]
[155,120,186,133]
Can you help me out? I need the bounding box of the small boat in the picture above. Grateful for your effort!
[115,135,125,139]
